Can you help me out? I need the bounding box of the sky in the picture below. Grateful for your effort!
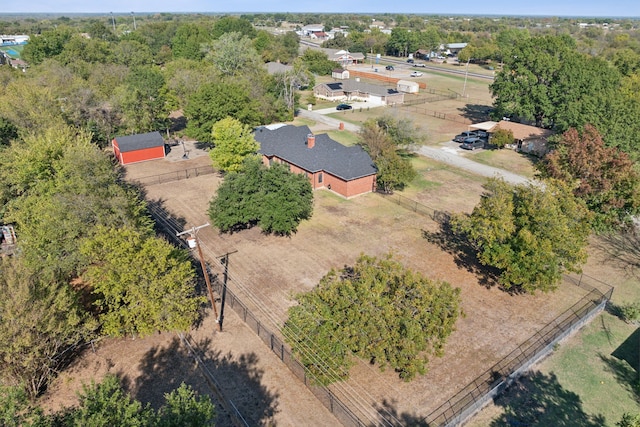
[2,0,639,17]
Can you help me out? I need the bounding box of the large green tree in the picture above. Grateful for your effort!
[209,117,259,173]
[358,116,417,193]
[0,257,96,399]
[208,158,313,235]
[81,226,203,338]
[452,178,592,293]
[21,26,74,65]
[65,375,215,426]
[538,125,640,231]
[119,65,170,133]
[490,34,620,132]
[1,126,152,280]
[171,23,210,61]
[299,49,335,75]
[284,253,463,384]
[204,32,261,77]
[184,82,263,142]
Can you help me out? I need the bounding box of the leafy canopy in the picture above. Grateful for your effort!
[452,178,592,293]
[208,157,313,236]
[184,82,263,142]
[209,117,259,173]
[63,375,215,426]
[0,257,96,399]
[81,226,204,338]
[358,116,417,193]
[284,253,463,384]
[538,125,640,231]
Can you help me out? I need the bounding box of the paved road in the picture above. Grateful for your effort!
[297,109,535,186]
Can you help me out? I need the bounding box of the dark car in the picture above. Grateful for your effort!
[407,58,414,63]
[460,137,485,150]
[385,65,394,71]
[336,103,353,111]
[476,130,489,140]
[453,131,478,142]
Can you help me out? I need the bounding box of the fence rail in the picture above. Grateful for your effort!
[134,165,216,186]
[424,275,612,427]
[148,191,613,427]
[394,103,480,125]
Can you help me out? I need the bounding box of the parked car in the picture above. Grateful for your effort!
[410,71,423,77]
[407,58,414,63]
[336,103,353,111]
[460,137,485,150]
[453,131,478,142]
[385,65,394,71]
[476,130,489,140]
[413,63,427,68]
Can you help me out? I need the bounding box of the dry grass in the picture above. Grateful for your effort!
[127,150,594,423]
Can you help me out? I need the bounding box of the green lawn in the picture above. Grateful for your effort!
[471,148,539,179]
[469,273,640,427]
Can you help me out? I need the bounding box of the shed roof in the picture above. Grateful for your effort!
[114,131,164,153]
[495,121,554,141]
[255,125,376,181]
[469,121,499,132]
[397,79,419,87]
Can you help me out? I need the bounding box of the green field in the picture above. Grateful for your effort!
[0,44,24,59]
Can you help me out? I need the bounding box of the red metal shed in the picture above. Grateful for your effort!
[112,131,166,165]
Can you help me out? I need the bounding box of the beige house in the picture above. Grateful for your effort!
[470,120,554,157]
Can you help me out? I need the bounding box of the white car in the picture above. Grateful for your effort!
[413,63,427,68]
[410,71,423,77]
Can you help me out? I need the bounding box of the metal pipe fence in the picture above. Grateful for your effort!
[424,274,612,427]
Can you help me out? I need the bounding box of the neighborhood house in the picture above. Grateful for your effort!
[314,80,405,105]
[469,120,554,156]
[254,124,377,198]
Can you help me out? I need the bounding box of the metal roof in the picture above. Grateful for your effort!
[114,131,165,153]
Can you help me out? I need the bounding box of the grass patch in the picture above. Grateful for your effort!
[325,129,360,146]
[535,312,640,426]
[471,149,538,179]
[291,116,316,127]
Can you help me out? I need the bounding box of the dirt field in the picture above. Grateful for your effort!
[109,139,596,425]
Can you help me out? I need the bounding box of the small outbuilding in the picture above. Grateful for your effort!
[332,68,350,80]
[396,79,419,94]
[112,131,166,165]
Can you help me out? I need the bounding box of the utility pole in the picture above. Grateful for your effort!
[110,12,116,33]
[177,223,221,331]
[217,250,237,331]
[131,12,136,31]
[462,57,471,98]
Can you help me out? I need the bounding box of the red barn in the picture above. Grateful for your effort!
[112,131,166,165]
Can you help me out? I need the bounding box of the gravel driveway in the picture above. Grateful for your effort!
[297,109,537,186]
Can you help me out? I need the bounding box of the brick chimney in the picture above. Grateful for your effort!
[306,133,315,148]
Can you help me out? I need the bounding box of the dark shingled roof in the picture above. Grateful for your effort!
[320,80,400,97]
[255,125,377,181]
[114,131,164,153]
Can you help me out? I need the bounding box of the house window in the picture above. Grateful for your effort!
[268,158,273,166]
[318,173,323,183]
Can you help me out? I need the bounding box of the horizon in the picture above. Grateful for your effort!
[0,11,638,20]
[1,0,639,19]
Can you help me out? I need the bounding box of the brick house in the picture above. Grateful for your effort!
[112,131,166,165]
[254,124,377,198]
